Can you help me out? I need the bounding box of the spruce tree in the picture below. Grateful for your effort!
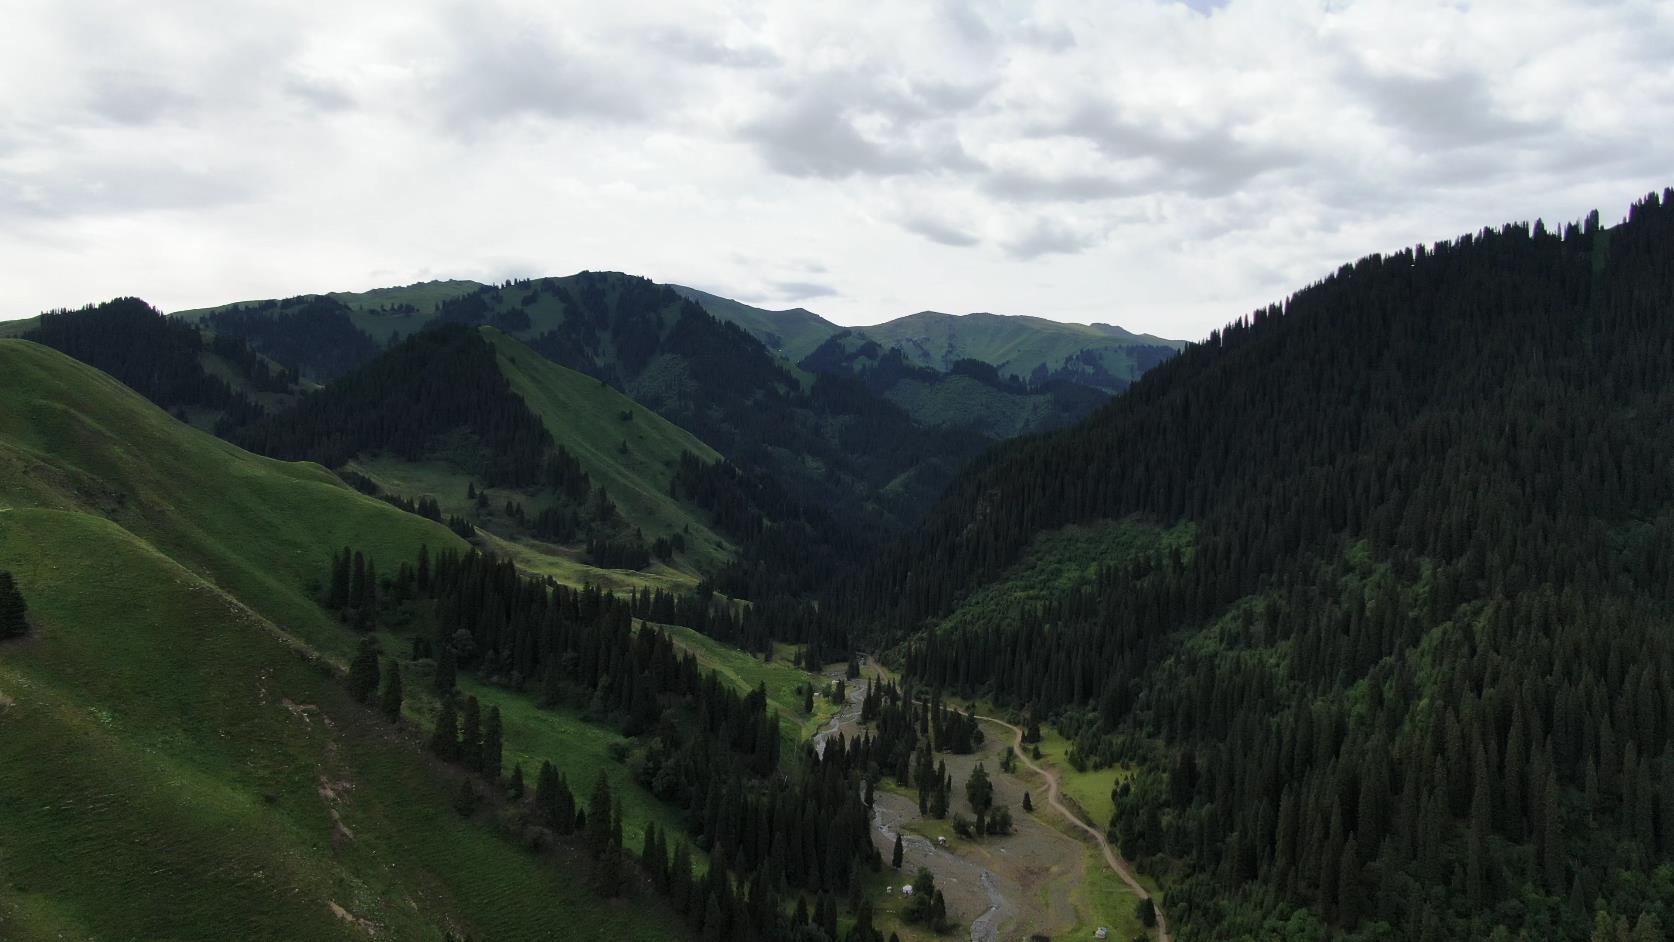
[430,698,459,762]
[378,658,403,722]
[892,833,903,869]
[346,636,380,703]
[481,705,503,782]
[459,696,482,772]
[0,571,29,639]
[453,777,477,817]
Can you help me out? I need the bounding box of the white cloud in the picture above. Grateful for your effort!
[1,0,1671,341]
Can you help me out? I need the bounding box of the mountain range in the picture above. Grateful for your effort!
[7,192,1674,941]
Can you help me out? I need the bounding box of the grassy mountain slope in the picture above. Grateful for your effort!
[858,310,1182,393]
[0,339,462,661]
[0,340,682,940]
[483,327,731,571]
[177,279,486,347]
[670,285,841,363]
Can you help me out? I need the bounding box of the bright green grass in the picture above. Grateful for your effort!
[657,622,836,741]
[0,339,469,664]
[347,460,703,595]
[482,328,733,574]
[387,653,705,874]
[0,508,681,942]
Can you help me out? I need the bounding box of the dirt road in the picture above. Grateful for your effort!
[977,714,1172,942]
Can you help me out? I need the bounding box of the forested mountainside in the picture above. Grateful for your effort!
[175,272,995,593]
[231,324,737,578]
[831,192,1674,939]
[799,329,1111,438]
[20,297,296,433]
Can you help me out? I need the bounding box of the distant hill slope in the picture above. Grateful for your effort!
[175,274,990,595]
[16,298,297,434]
[233,323,734,579]
[835,193,1674,939]
[0,339,684,940]
[856,310,1182,393]
[669,285,840,363]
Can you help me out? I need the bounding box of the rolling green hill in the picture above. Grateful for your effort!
[669,285,841,363]
[0,339,684,940]
[854,310,1182,393]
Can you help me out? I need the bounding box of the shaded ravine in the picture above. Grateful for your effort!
[977,715,1172,942]
[812,662,1014,942]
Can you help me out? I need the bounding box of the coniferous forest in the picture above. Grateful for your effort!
[823,192,1674,939]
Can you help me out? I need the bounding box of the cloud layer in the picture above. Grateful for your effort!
[3,0,1671,339]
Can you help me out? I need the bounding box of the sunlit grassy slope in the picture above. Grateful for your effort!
[482,327,732,574]
[0,339,684,940]
[0,339,467,662]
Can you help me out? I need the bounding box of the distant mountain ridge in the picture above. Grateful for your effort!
[177,276,1182,397]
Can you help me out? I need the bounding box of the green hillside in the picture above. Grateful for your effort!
[0,340,682,940]
[670,285,841,363]
[858,310,1182,392]
[483,327,732,572]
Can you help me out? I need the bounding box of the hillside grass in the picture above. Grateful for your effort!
[0,508,680,942]
[657,622,838,741]
[483,327,732,573]
[0,340,686,939]
[0,339,468,664]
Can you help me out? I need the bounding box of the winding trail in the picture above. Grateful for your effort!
[976,715,1172,942]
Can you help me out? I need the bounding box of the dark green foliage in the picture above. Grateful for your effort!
[346,636,380,703]
[24,298,284,432]
[429,698,458,762]
[837,192,1674,938]
[892,832,903,869]
[433,641,456,695]
[197,296,379,382]
[1137,897,1156,928]
[0,571,27,639]
[452,777,478,817]
[458,695,481,773]
[234,325,552,487]
[481,705,502,782]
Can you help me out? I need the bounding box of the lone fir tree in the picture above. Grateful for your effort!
[0,571,28,639]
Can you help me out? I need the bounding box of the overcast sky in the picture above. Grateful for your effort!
[3,0,1671,340]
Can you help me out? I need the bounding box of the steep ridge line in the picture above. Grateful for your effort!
[976,714,1172,942]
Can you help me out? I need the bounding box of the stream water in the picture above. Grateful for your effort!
[812,664,1015,942]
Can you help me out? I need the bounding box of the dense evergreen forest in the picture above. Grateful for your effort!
[195,295,382,382]
[233,325,552,486]
[826,192,1674,939]
[329,544,887,941]
[23,297,289,432]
